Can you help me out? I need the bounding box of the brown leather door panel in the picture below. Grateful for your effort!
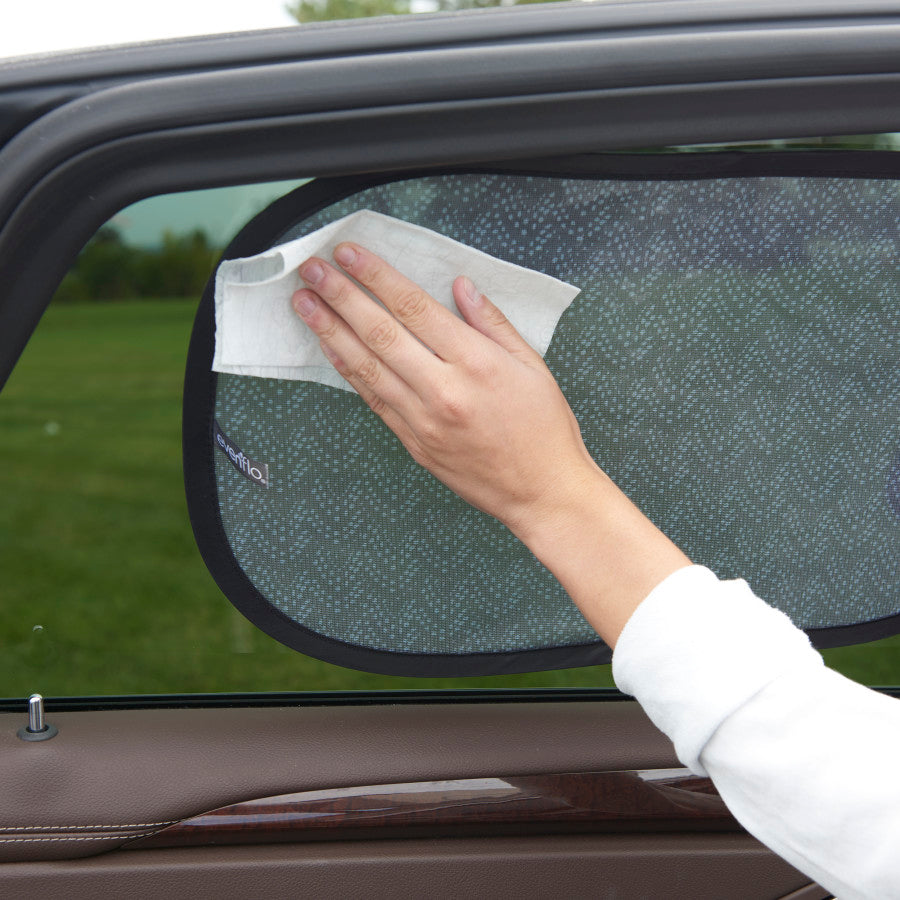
[0,837,826,900]
[0,701,674,861]
[0,700,823,897]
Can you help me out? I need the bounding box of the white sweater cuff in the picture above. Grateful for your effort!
[611,565,823,775]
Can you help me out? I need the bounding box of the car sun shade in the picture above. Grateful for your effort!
[184,153,900,676]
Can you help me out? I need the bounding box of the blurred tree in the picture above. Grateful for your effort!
[136,229,218,298]
[287,0,551,23]
[288,0,409,20]
[54,226,220,303]
[55,226,137,302]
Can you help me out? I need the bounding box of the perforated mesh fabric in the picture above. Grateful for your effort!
[209,171,900,660]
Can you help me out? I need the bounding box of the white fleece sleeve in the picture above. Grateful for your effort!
[612,565,900,900]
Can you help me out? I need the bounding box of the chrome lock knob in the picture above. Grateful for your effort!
[17,694,58,742]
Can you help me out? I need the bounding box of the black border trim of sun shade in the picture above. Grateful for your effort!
[184,151,900,676]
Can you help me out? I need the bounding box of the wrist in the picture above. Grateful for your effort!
[508,461,616,555]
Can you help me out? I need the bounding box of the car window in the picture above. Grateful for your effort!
[2,142,898,701]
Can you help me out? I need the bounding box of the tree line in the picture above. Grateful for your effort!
[286,0,550,23]
[55,226,221,303]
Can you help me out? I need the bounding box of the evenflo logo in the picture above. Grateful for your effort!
[213,421,269,488]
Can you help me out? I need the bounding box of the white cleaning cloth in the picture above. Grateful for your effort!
[213,210,580,392]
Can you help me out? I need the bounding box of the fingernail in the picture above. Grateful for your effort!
[461,276,481,306]
[334,244,357,268]
[301,261,324,284]
[293,291,317,316]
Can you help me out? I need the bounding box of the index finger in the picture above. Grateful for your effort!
[333,242,476,362]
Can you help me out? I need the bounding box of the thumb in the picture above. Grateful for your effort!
[453,276,542,365]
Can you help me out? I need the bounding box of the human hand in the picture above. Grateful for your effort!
[292,243,690,646]
[291,242,602,544]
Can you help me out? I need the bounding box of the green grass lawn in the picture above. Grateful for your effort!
[1,300,896,699]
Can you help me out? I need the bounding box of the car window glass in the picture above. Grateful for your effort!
[1,142,897,700]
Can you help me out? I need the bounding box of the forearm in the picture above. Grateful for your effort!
[512,463,691,648]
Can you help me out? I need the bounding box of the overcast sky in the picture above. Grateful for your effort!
[0,0,299,60]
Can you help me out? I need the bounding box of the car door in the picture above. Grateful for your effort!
[1,1,898,896]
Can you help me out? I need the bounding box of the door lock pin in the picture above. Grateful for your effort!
[17,694,58,742]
